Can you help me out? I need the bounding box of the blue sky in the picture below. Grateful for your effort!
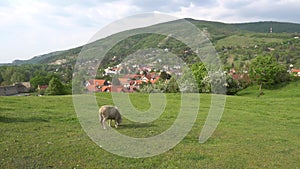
[1,0,299,63]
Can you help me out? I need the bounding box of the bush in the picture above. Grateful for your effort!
[45,77,66,95]
[226,75,242,95]
[37,89,46,96]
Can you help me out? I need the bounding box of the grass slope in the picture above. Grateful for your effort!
[1,82,299,168]
[215,33,288,48]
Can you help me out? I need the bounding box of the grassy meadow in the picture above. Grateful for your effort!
[1,81,299,168]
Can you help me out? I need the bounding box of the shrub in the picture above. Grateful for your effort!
[45,77,66,95]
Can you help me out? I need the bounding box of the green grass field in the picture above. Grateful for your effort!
[1,82,299,168]
[215,33,288,48]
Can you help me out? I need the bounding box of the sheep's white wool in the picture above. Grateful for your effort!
[99,105,122,129]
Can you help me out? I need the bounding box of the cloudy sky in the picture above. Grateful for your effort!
[0,0,299,63]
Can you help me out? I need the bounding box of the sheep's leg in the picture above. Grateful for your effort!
[101,116,107,129]
[115,119,118,128]
[108,120,111,127]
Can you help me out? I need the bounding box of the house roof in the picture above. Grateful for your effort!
[102,86,130,92]
[86,79,107,92]
[15,82,31,88]
[88,79,106,86]
[101,86,111,92]
[118,78,129,85]
[123,74,137,79]
[111,86,125,92]
[38,85,48,90]
[150,76,160,84]
[291,69,300,73]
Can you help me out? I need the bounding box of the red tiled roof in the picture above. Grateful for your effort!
[38,85,48,90]
[123,74,136,79]
[111,86,125,92]
[150,76,160,84]
[86,79,107,92]
[118,78,129,85]
[88,79,106,86]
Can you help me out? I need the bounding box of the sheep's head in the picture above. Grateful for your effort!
[116,116,122,124]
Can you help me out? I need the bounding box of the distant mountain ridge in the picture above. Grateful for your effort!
[232,21,300,33]
[9,19,300,65]
[12,46,82,65]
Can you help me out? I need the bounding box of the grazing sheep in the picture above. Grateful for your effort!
[99,105,122,129]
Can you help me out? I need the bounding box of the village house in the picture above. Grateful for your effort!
[85,69,161,93]
[85,79,110,92]
[291,69,300,76]
[0,82,31,96]
[289,64,300,77]
[37,85,48,90]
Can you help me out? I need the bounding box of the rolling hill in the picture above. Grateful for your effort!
[9,19,300,67]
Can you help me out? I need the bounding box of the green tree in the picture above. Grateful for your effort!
[30,75,51,89]
[176,66,199,93]
[249,55,287,96]
[166,77,180,93]
[45,77,65,95]
[225,75,241,95]
[1,66,15,85]
[0,73,3,85]
[201,72,226,94]
[190,62,208,92]
[10,71,26,83]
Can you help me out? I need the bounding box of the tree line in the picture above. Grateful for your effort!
[139,55,295,95]
[0,64,72,95]
[0,54,297,96]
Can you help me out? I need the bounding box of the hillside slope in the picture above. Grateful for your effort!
[9,19,300,67]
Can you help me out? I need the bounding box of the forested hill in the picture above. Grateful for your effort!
[12,46,82,65]
[186,19,300,33]
[232,21,300,33]
[8,19,300,66]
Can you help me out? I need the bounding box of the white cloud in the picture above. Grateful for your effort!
[0,0,141,63]
[171,0,300,23]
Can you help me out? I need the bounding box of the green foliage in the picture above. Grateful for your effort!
[190,62,208,92]
[233,21,300,33]
[177,67,199,93]
[45,77,66,95]
[200,75,211,93]
[0,64,72,88]
[139,79,168,93]
[225,75,242,95]
[0,73,3,84]
[139,77,179,93]
[201,72,227,94]
[37,89,46,96]
[0,66,29,85]
[250,55,287,86]
[63,83,72,95]
[166,77,180,93]
[30,75,51,89]
[249,55,288,96]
